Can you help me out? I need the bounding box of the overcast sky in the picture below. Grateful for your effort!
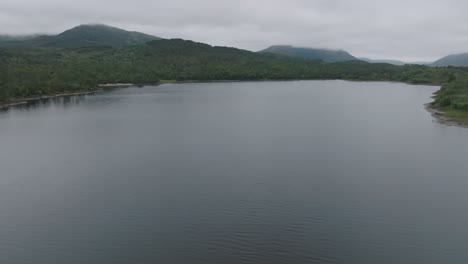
[1,0,467,61]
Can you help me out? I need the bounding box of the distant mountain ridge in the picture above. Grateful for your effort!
[0,24,161,48]
[359,58,430,66]
[359,57,406,65]
[0,34,42,42]
[2,24,468,69]
[259,45,358,62]
[431,53,468,67]
[1,24,465,110]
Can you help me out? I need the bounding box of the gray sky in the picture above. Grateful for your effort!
[1,0,467,61]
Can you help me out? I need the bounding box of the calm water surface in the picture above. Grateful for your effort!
[1,81,468,264]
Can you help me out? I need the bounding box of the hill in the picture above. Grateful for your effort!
[431,53,468,67]
[2,37,462,104]
[0,34,42,42]
[0,24,160,48]
[259,45,358,62]
[2,25,468,121]
[359,57,407,65]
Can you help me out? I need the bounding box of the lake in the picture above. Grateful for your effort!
[1,80,468,264]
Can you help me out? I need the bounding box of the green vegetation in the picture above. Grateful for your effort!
[1,38,468,104]
[2,24,468,119]
[432,73,468,111]
[440,107,468,119]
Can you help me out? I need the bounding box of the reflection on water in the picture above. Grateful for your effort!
[1,94,87,113]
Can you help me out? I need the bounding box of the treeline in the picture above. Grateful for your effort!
[432,73,468,111]
[1,39,468,111]
[0,47,158,100]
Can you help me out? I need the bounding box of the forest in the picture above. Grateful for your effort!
[1,38,468,115]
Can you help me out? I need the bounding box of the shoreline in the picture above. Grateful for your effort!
[0,82,162,110]
[0,90,102,110]
[3,81,467,129]
[0,82,168,110]
[98,83,138,88]
[425,103,468,128]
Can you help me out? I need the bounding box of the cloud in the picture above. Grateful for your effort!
[1,0,467,61]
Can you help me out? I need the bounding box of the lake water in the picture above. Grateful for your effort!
[1,81,468,264]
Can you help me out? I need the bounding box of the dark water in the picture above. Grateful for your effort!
[1,81,468,264]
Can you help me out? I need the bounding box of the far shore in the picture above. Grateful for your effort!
[98,83,136,88]
[3,80,468,129]
[0,80,312,110]
[0,90,102,110]
[0,82,162,110]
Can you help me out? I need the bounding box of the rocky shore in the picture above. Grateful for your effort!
[425,103,468,128]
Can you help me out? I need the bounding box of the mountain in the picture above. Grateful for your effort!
[0,34,42,42]
[359,57,407,65]
[0,24,161,48]
[431,53,468,67]
[1,34,461,105]
[259,45,358,62]
[1,25,467,117]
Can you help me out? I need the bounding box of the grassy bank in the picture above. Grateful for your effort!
[429,72,468,125]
